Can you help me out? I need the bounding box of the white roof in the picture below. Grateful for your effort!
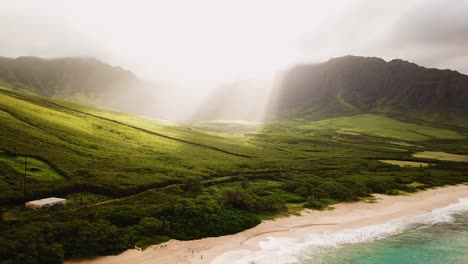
[27,197,66,205]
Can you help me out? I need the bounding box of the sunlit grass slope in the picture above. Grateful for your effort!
[301,114,465,141]
[0,151,64,181]
[193,120,262,133]
[0,87,262,200]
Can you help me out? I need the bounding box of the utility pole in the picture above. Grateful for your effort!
[23,157,27,200]
[75,169,88,206]
[80,172,85,206]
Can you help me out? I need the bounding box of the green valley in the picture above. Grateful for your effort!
[1,85,467,263]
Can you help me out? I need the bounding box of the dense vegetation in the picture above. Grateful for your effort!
[1,86,468,263]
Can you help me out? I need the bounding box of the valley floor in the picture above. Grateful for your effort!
[66,184,468,264]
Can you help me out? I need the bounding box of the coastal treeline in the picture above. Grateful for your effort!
[3,166,468,263]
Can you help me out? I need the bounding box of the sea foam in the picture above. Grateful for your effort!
[211,198,468,264]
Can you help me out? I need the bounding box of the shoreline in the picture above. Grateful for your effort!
[67,184,468,264]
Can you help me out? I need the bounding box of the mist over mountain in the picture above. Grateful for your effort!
[267,56,468,126]
[1,55,467,127]
[189,80,272,122]
[0,56,159,116]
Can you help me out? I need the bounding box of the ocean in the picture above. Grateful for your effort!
[303,209,468,264]
[212,198,468,264]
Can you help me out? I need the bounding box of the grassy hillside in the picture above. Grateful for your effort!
[1,86,467,263]
[301,114,465,141]
[0,152,64,181]
[0,87,261,200]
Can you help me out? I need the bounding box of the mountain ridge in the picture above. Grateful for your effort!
[267,55,468,127]
[0,56,158,116]
[1,55,467,126]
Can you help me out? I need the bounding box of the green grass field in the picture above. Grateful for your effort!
[412,151,468,162]
[193,120,262,133]
[0,152,64,181]
[301,114,465,141]
[0,86,467,263]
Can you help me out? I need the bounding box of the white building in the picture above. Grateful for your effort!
[25,197,67,209]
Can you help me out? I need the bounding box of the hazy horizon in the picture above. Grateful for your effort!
[2,0,468,122]
[2,0,468,84]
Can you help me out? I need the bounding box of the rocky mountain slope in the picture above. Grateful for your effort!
[0,56,157,115]
[268,56,468,126]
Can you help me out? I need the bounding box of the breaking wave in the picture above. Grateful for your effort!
[211,198,468,264]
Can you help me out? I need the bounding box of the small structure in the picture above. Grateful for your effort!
[25,197,67,209]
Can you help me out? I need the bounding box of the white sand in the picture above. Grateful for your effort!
[67,184,468,264]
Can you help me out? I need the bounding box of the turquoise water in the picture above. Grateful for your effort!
[303,212,468,264]
[211,199,468,264]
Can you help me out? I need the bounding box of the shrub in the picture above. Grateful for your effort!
[223,189,258,211]
[182,176,203,193]
[304,196,328,210]
[365,179,392,194]
[258,195,287,212]
[136,217,163,236]
[319,181,355,201]
[294,186,309,197]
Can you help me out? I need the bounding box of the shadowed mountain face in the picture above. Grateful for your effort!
[268,56,468,126]
[0,56,158,116]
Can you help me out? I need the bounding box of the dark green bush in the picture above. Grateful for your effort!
[304,196,328,210]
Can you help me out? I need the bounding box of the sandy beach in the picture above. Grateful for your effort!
[67,184,468,264]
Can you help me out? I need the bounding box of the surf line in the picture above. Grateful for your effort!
[240,223,340,245]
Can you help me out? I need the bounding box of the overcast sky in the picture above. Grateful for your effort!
[1,0,467,84]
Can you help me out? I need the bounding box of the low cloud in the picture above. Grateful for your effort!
[0,0,467,81]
